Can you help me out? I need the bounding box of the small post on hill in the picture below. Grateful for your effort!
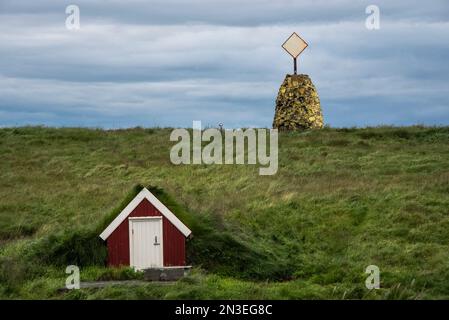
[282,32,308,75]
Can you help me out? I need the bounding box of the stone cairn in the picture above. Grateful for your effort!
[273,74,324,130]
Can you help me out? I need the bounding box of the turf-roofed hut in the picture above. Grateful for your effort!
[99,186,192,270]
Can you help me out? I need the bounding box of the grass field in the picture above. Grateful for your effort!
[0,126,448,299]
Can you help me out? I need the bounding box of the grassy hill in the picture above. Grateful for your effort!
[0,126,448,299]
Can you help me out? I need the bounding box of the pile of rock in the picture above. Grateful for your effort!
[273,74,324,130]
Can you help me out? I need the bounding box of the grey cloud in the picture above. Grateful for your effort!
[0,1,448,128]
[1,0,448,26]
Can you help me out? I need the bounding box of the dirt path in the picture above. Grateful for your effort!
[60,280,175,291]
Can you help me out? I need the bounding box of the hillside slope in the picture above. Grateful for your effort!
[0,126,448,299]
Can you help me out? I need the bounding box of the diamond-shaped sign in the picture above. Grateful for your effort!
[282,32,308,58]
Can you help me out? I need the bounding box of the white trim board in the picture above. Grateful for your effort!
[129,216,162,221]
[99,188,192,240]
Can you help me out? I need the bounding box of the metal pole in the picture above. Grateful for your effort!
[293,57,297,75]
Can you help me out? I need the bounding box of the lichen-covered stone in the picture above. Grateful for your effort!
[273,74,324,130]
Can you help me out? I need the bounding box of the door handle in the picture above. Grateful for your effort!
[154,236,160,245]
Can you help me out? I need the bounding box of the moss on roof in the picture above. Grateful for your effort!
[96,184,197,237]
[95,184,291,280]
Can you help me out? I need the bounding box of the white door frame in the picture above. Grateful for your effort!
[129,216,164,269]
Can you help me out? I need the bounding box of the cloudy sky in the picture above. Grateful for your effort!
[1,0,448,128]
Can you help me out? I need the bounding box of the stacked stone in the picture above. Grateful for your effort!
[273,74,324,130]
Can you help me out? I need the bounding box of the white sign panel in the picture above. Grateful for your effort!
[282,32,308,58]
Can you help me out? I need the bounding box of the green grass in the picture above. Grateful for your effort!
[0,125,448,299]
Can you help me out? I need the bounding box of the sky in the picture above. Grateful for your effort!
[0,0,448,128]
